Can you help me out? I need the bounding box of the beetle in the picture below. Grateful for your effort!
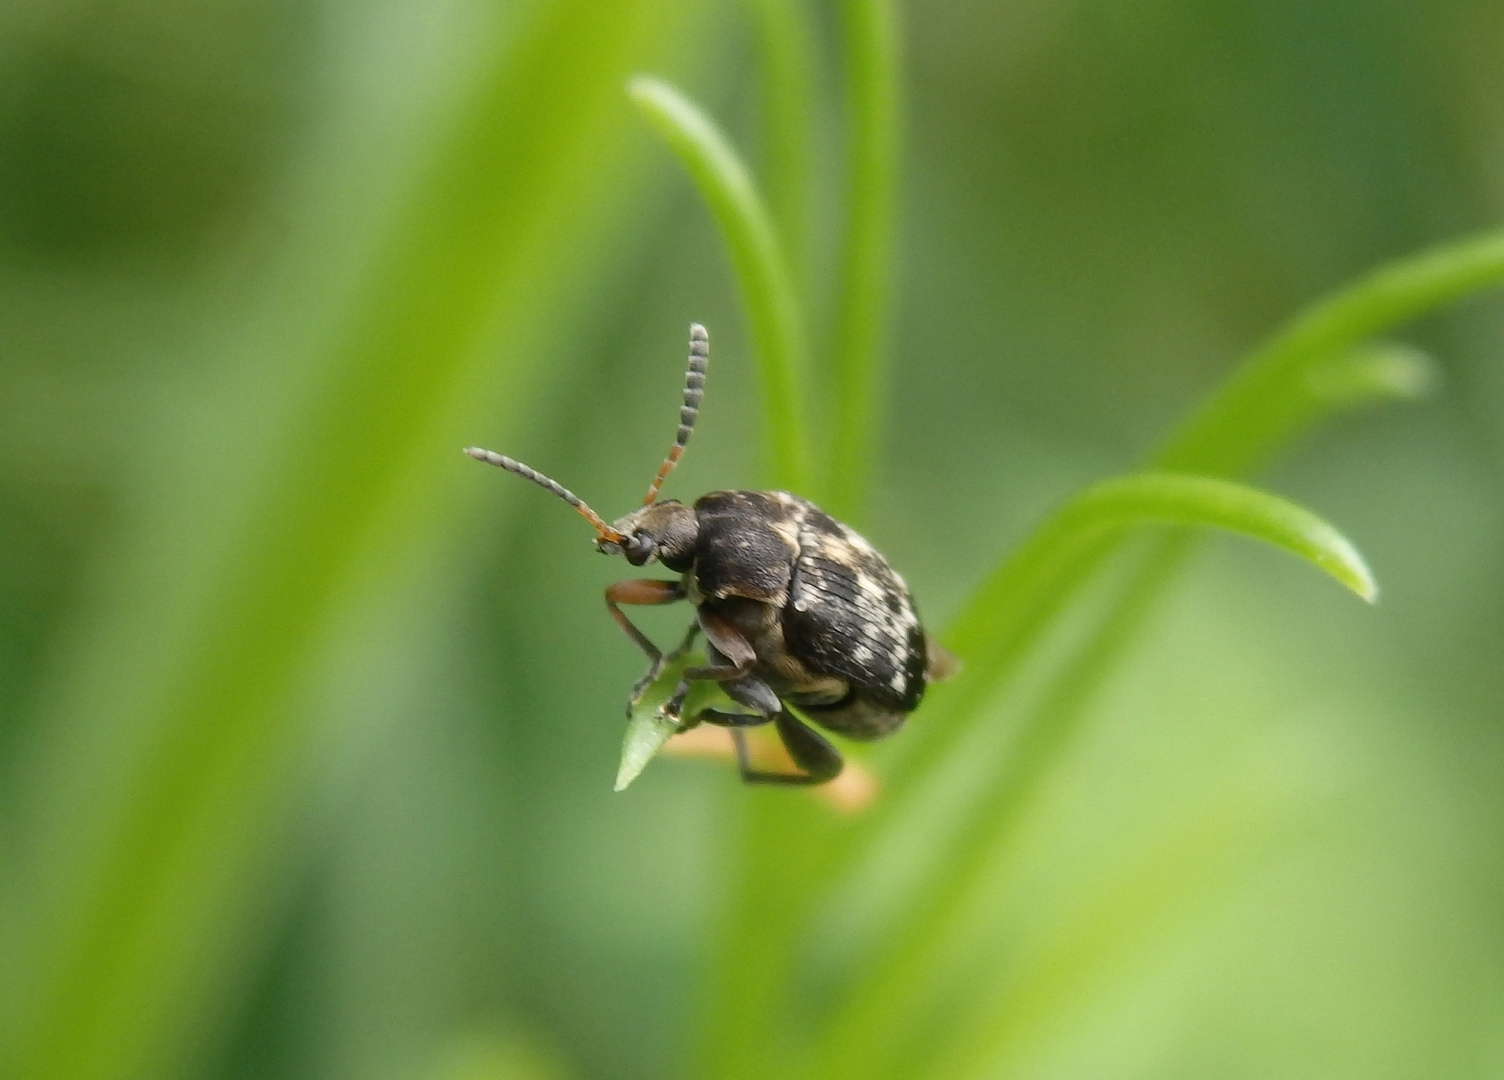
[465,323,956,786]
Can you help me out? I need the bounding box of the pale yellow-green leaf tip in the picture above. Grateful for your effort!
[1323,535,1379,603]
[615,708,679,792]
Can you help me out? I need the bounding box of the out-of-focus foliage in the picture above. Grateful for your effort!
[2,2,1504,1080]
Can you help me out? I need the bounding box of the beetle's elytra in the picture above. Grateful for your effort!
[465,324,956,786]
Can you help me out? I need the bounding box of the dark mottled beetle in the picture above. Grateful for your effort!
[465,324,956,786]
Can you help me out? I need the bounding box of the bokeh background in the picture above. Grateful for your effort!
[4,1,1504,1079]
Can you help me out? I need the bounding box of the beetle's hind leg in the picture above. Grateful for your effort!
[730,710,843,786]
[693,694,843,785]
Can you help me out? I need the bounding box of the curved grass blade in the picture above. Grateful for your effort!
[696,12,898,1060]
[882,224,1503,802]
[628,75,812,492]
[882,460,1382,804]
[1158,229,1504,474]
[806,228,1504,1076]
[804,472,1374,1080]
[1047,473,1376,600]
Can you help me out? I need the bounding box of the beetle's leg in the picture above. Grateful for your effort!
[629,620,701,704]
[698,708,775,728]
[662,608,759,720]
[733,710,844,786]
[606,579,685,696]
[663,620,701,667]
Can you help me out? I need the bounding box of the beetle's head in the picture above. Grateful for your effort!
[597,500,699,567]
[463,323,710,568]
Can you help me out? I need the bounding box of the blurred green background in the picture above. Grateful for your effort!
[3,1,1504,1079]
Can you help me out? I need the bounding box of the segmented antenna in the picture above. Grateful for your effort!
[643,323,709,505]
[463,447,622,541]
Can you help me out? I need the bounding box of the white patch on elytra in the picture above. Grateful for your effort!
[768,517,800,551]
[856,573,887,601]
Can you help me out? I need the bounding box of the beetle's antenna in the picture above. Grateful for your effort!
[464,447,623,542]
[643,323,708,505]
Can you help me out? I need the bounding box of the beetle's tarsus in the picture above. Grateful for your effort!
[727,710,844,786]
[634,620,701,699]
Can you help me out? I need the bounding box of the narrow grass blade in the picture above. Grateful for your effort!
[628,75,812,492]
[827,0,900,520]
[883,467,1376,807]
[1038,473,1377,602]
[1158,229,1504,474]
[879,229,1503,806]
[747,0,818,282]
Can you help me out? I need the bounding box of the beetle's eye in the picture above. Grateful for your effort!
[624,533,655,566]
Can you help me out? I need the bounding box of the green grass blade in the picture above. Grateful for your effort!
[3,3,698,1079]
[1158,228,1504,474]
[628,75,812,492]
[805,473,1372,1080]
[860,247,1473,852]
[884,452,1386,799]
[877,230,1503,804]
[827,0,900,520]
[1042,474,1377,602]
[747,0,818,282]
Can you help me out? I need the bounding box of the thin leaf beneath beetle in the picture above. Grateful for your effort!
[615,651,735,791]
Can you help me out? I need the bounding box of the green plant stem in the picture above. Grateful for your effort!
[628,75,813,492]
[827,0,900,520]
[747,0,817,282]
[657,21,836,1070]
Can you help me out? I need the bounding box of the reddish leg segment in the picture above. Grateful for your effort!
[607,579,690,703]
[605,578,683,663]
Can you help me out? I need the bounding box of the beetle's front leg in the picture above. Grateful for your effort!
[628,620,700,706]
[606,579,685,700]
